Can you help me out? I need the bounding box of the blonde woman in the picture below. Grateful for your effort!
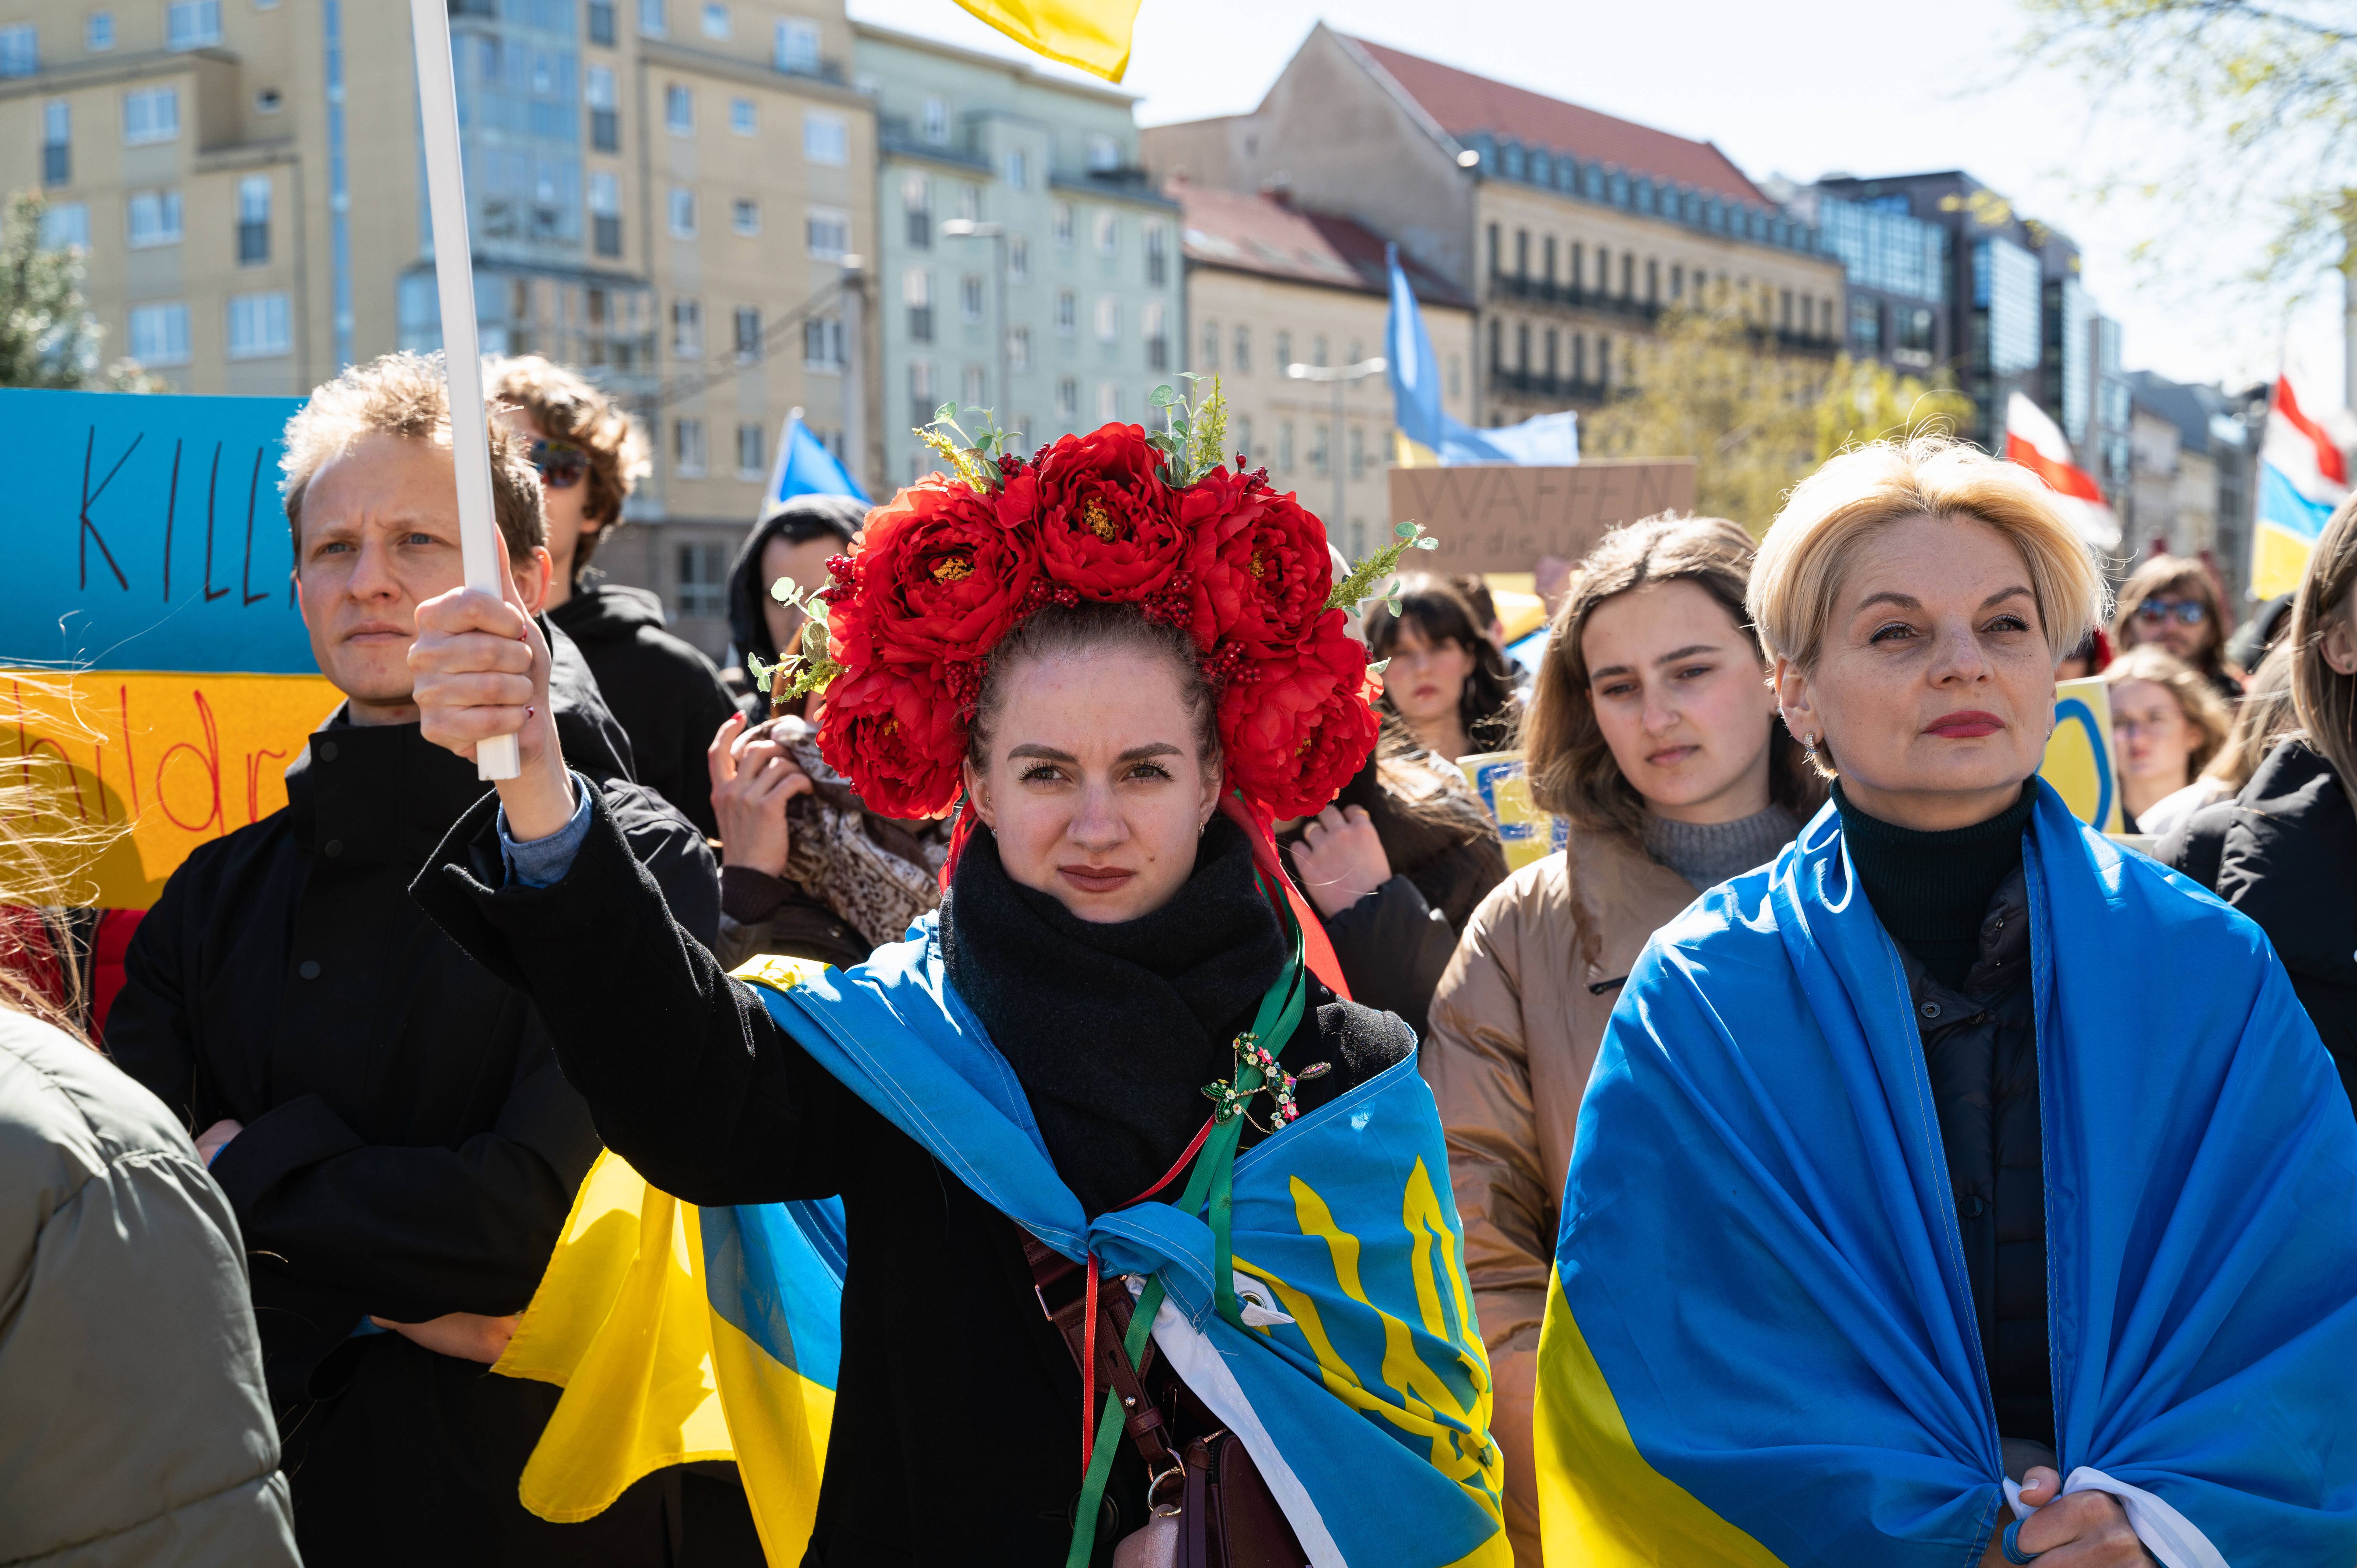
[1533,436,2357,1567]
[2097,645,2231,833]
[1420,513,1820,1566]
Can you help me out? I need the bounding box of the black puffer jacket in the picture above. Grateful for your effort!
[550,582,739,838]
[2161,740,2357,1107]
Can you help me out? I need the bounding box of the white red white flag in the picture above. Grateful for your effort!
[2005,392,2120,551]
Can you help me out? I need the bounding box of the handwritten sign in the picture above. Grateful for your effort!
[1389,461,1699,575]
[0,388,311,673]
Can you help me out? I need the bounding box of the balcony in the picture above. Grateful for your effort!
[1763,327,1840,360]
[1488,271,1661,324]
[1490,366,1607,404]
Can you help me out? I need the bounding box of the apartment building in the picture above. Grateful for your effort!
[1,0,879,659]
[1171,179,1474,561]
[853,22,1180,487]
[1142,26,1845,430]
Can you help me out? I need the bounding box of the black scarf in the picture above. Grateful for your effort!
[941,815,1288,1215]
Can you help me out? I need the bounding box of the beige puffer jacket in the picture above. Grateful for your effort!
[1420,831,1698,1568]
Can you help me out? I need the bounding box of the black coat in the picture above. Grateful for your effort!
[551,583,740,838]
[105,626,733,1567]
[412,792,1415,1568]
[2161,740,2357,1107]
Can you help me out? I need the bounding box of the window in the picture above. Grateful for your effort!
[733,305,761,359]
[587,66,619,150]
[1097,381,1119,421]
[225,291,290,358]
[908,360,934,427]
[1092,211,1117,256]
[1055,377,1077,418]
[1849,295,1882,355]
[1647,258,1660,302]
[1005,148,1028,190]
[904,268,933,341]
[1142,301,1167,372]
[1348,425,1364,480]
[589,172,621,256]
[1542,234,1556,283]
[638,0,667,37]
[960,274,983,323]
[1086,132,1118,171]
[129,302,189,366]
[921,95,948,143]
[667,187,696,237]
[1054,291,1075,336]
[671,297,702,357]
[236,174,269,263]
[1233,416,1251,463]
[1779,288,1792,330]
[1516,322,1529,372]
[256,87,280,113]
[1570,242,1583,291]
[1143,221,1166,286]
[166,0,220,49]
[805,207,849,258]
[737,421,764,478]
[1008,237,1029,281]
[127,189,183,247]
[1620,253,1633,297]
[86,12,114,49]
[774,16,820,73]
[1052,202,1073,247]
[1670,262,1684,300]
[962,365,985,407]
[731,198,759,235]
[957,183,980,222]
[1572,335,1585,384]
[902,173,930,247]
[1311,335,1327,367]
[38,202,88,249]
[1274,330,1290,370]
[41,100,67,185]
[123,87,179,145]
[1233,326,1250,373]
[1009,326,1030,372]
[729,96,755,136]
[676,542,728,615]
[663,84,694,136]
[700,2,728,38]
[1200,319,1219,372]
[1094,296,1117,342]
[1277,421,1294,473]
[588,0,615,44]
[1514,228,1528,280]
[802,111,847,166]
[0,23,34,76]
[1897,306,1935,357]
[673,418,707,476]
[803,312,844,369]
[1310,425,1328,477]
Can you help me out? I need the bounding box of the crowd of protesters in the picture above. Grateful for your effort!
[3,347,2355,1568]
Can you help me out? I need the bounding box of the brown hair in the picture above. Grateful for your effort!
[966,602,1219,769]
[2100,643,2232,778]
[281,351,546,564]
[2288,493,2357,800]
[1527,512,1822,846]
[1363,575,1521,753]
[2112,554,2234,681]
[2202,639,2298,793]
[487,354,650,570]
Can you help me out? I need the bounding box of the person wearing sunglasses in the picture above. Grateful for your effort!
[491,356,740,839]
[2111,553,2244,702]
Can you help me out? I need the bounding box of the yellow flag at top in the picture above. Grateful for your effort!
[954,0,1143,81]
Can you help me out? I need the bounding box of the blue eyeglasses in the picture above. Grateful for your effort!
[2135,597,2207,627]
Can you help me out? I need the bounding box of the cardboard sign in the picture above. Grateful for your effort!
[1389,461,1699,575]
[0,388,311,674]
[1456,751,1567,874]
[2040,676,2126,834]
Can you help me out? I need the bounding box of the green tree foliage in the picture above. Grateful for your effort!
[1581,308,1973,533]
[0,192,163,392]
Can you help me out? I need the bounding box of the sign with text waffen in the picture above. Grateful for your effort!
[1387,460,1699,573]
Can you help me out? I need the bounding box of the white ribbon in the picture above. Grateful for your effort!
[2001,1467,2227,1568]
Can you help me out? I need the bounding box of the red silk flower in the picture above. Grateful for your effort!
[1180,469,1334,658]
[1216,610,1378,819]
[815,664,968,820]
[1011,425,1186,601]
[826,475,1039,674]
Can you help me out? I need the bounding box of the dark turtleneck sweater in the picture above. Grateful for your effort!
[1834,781,2036,990]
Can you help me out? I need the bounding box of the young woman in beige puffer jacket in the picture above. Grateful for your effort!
[1421,515,1822,1566]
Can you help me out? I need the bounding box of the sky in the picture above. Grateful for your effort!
[849,0,2350,408]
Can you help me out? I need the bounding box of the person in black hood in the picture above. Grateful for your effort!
[723,493,867,712]
[105,356,750,1568]
[492,355,739,837]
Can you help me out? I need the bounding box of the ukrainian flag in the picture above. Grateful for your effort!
[495,957,845,1561]
[2252,372,2348,600]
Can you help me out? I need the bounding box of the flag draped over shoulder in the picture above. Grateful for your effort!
[493,959,845,1563]
[1536,782,2357,1568]
[744,918,1510,1568]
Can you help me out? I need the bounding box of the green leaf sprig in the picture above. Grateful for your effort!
[748,575,845,703]
[916,403,1019,493]
[1145,373,1230,487]
[1326,520,1439,617]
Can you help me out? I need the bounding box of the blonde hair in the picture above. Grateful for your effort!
[2289,492,2357,798]
[2202,640,2298,792]
[281,350,546,564]
[486,355,650,567]
[1527,513,1822,846]
[1748,434,2108,676]
[2101,643,2232,777]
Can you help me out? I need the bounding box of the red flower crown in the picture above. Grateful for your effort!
[764,398,1422,824]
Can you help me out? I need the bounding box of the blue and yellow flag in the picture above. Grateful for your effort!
[1536,783,2357,1566]
[953,0,1142,81]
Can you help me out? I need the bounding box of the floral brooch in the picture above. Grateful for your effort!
[1204,1032,1330,1133]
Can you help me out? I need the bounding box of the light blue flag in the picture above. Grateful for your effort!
[764,410,869,510]
[1386,245,1578,467]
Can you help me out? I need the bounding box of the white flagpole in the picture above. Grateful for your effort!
[409,0,519,780]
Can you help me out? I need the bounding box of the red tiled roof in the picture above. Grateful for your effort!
[1343,35,1767,207]
[1171,180,1474,309]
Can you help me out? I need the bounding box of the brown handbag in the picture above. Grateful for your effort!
[1023,1236,1308,1568]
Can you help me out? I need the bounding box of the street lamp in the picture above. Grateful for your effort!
[939,219,1009,433]
[1286,355,1387,551]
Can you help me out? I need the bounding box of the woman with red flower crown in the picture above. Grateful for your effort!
[406,401,1510,1568]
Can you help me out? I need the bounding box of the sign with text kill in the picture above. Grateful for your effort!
[1,389,337,908]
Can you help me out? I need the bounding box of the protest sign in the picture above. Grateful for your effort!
[1389,461,1698,575]
[2040,676,2126,833]
[1455,751,1566,874]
